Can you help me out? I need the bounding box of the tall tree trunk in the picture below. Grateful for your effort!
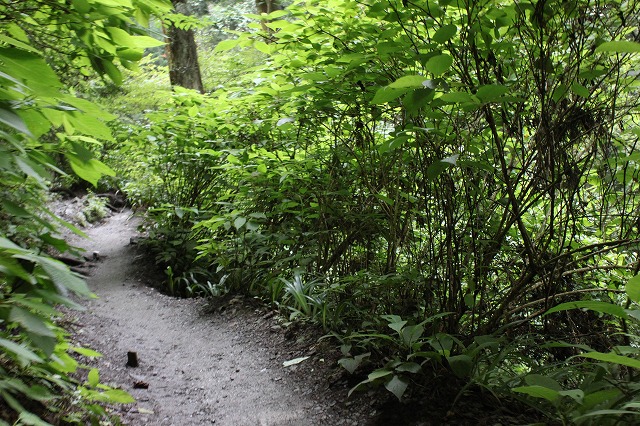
[166,0,204,93]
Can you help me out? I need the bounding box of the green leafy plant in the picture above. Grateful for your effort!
[97,0,640,422]
[0,0,172,423]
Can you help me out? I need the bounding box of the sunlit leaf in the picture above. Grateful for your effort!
[544,301,627,319]
[234,217,247,230]
[71,347,102,358]
[388,75,429,89]
[9,306,55,337]
[372,87,409,104]
[432,24,457,43]
[0,338,42,365]
[595,40,640,53]
[476,84,509,102]
[512,385,560,402]
[571,82,590,98]
[425,54,453,76]
[626,275,640,303]
[215,38,240,52]
[88,368,100,387]
[580,351,640,369]
[524,374,561,391]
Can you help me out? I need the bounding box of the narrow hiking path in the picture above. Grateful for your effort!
[64,210,381,426]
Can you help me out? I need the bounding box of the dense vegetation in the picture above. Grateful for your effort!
[0,0,169,423]
[3,0,640,424]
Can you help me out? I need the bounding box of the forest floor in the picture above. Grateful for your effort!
[53,196,534,425]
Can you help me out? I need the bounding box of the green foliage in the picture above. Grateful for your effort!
[103,0,640,422]
[0,0,172,423]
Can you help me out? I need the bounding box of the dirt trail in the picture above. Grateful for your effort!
[66,210,378,425]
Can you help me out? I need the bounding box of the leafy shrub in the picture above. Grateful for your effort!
[103,0,640,423]
[0,0,173,423]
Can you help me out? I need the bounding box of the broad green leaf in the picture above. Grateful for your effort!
[107,27,164,48]
[23,385,54,402]
[378,135,410,154]
[96,389,135,404]
[544,300,627,319]
[432,24,457,43]
[626,275,640,303]
[439,92,474,103]
[0,338,42,364]
[395,362,421,373]
[367,369,393,381]
[17,411,50,426]
[117,48,143,62]
[254,41,273,54]
[476,84,509,102]
[72,0,91,14]
[12,296,58,316]
[427,158,456,180]
[88,368,100,387]
[580,351,640,369]
[372,87,409,104]
[0,48,61,96]
[0,34,39,53]
[67,154,116,187]
[0,107,32,136]
[16,156,47,187]
[0,237,26,250]
[2,200,31,218]
[571,82,590,98]
[34,289,85,310]
[595,40,640,53]
[215,38,240,52]
[101,59,122,85]
[559,389,584,403]
[27,334,56,357]
[524,374,561,391]
[512,385,560,402]
[385,375,409,400]
[234,217,247,230]
[582,389,623,410]
[71,347,102,358]
[447,354,473,378]
[425,54,453,76]
[401,324,424,346]
[404,87,434,114]
[387,320,407,334]
[37,256,91,296]
[575,409,640,420]
[338,357,360,374]
[388,75,429,89]
[9,307,55,337]
[95,0,132,7]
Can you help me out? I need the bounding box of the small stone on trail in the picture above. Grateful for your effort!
[133,380,149,389]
